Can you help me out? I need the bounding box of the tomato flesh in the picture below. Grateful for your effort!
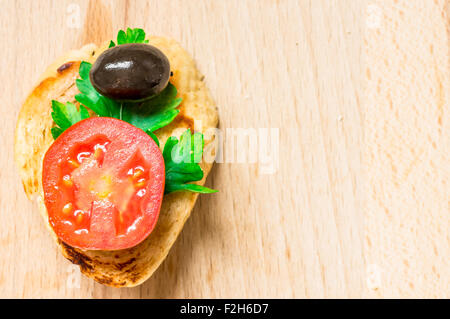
[43,117,165,250]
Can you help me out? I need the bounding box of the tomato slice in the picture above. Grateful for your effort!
[43,117,165,250]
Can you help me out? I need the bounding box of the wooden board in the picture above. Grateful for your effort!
[0,0,448,298]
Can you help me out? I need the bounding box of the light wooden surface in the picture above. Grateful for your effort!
[0,0,447,298]
[364,0,449,298]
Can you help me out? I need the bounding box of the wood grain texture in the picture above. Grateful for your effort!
[364,0,449,298]
[0,0,447,298]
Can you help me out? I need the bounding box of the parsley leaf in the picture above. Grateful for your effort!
[147,131,160,147]
[163,129,218,194]
[50,100,90,139]
[75,62,120,117]
[109,27,149,47]
[120,83,182,132]
[74,61,181,134]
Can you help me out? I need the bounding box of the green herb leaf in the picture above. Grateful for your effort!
[120,83,182,132]
[165,183,218,194]
[109,27,149,47]
[163,130,218,194]
[75,62,120,117]
[73,61,181,134]
[147,130,160,147]
[50,100,90,139]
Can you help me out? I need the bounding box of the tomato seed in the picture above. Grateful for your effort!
[133,169,144,179]
[94,147,103,159]
[62,175,73,187]
[134,179,146,188]
[75,212,84,224]
[62,203,73,215]
[68,159,80,168]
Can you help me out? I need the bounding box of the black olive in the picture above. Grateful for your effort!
[89,43,170,101]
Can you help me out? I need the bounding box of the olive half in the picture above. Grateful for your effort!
[90,43,170,101]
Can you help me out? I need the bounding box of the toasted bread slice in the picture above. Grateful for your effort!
[14,37,218,287]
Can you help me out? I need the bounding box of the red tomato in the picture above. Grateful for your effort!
[43,117,165,250]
